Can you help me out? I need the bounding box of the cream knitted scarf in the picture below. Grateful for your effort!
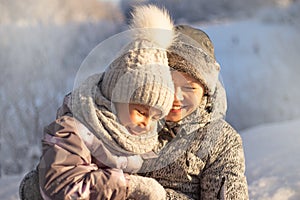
[68,73,158,156]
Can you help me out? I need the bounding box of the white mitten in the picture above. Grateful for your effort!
[126,175,166,200]
[123,155,143,173]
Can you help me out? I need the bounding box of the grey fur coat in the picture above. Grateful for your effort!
[139,81,249,200]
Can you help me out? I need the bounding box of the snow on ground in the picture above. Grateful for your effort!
[241,118,300,200]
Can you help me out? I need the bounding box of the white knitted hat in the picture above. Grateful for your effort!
[101,5,176,116]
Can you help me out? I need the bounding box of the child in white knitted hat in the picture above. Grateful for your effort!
[19,5,175,200]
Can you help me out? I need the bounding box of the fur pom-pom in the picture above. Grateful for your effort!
[130,5,175,49]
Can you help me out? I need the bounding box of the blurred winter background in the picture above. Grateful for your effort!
[0,0,300,199]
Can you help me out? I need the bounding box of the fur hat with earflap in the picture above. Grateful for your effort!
[168,25,220,96]
[101,5,176,116]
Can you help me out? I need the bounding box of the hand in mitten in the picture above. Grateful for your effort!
[123,155,143,173]
[126,175,166,200]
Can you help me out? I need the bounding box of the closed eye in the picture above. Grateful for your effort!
[183,86,196,89]
[182,86,197,91]
[136,109,146,116]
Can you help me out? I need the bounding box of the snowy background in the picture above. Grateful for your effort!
[1,0,300,199]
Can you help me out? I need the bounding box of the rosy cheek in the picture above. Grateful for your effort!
[189,95,200,106]
[130,115,141,124]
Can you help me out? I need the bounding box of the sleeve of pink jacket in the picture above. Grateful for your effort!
[38,116,127,200]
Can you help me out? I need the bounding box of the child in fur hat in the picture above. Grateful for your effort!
[19,5,176,200]
[140,25,249,199]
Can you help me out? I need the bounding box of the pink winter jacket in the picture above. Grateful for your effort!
[38,115,128,200]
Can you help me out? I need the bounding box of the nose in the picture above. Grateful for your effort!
[174,86,184,101]
[139,117,151,131]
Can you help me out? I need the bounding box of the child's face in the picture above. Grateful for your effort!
[114,103,162,135]
[165,71,204,122]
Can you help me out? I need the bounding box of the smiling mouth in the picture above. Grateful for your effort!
[172,105,181,110]
[170,105,184,113]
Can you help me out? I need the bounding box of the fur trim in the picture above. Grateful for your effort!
[130,5,175,49]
